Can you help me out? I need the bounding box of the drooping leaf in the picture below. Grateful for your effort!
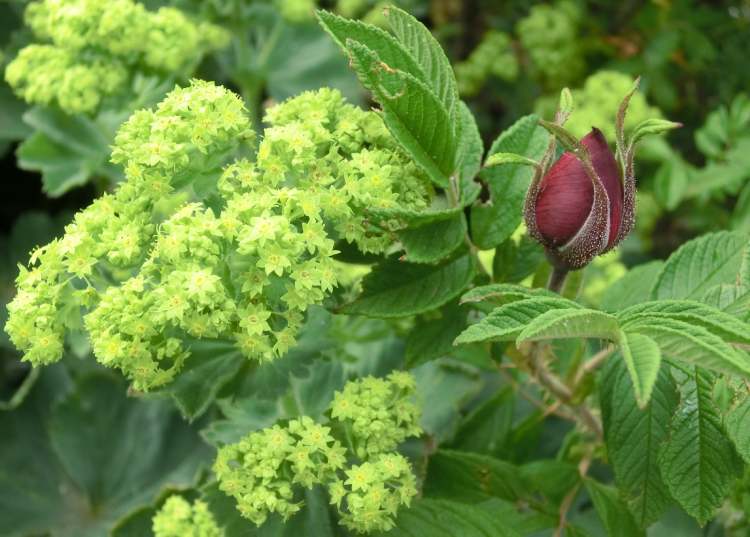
[470,115,549,249]
[516,308,620,344]
[651,231,749,301]
[585,479,645,537]
[618,330,662,407]
[620,316,750,377]
[341,254,475,317]
[455,297,580,345]
[599,357,678,527]
[345,40,456,187]
[658,366,742,525]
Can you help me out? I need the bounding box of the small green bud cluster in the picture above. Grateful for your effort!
[455,31,518,97]
[516,1,584,89]
[214,372,421,533]
[152,496,223,537]
[5,0,228,113]
[5,82,431,391]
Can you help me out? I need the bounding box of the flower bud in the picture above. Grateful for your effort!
[522,81,680,271]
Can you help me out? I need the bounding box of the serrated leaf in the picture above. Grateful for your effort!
[516,308,620,344]
[659,367,742,525]
[345,40,455,187]
[454,297,581,345]
[585,480,645,537]
[617,299,750,345]
[455,100,483,204]
[725,394,750,464]
[160,339,245,421]
[460,283,555,307]
[470,115,549,249]
[423,449,526,502]
[620,316,750,377]
[618,330,661,407]
[378,498,521,537]
[383,5,458,121]
[599,357,678,527]
[341,254,475,317]
[651,231,749,300]
[485,152,540,168]
[600,261,665,312]
[397,213,466,263]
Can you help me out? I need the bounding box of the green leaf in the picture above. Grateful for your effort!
[620,316,750,377]
[617,299,750,344]
[161,339,245,420]
[201,397,283,446]
[585,480,645,537]
[470,115,549,249]
[345,40,455,187]
[538,119,580,152]
[405,303,468,367]
[516,308,620,344]
[600,261,664,312]
[397,213,466,263]
[0,372,209,537]
[651,231,749,300]
[0,84,30,142]
[449,389,514,457]
[423,449,526,502]
[379,498,521,537]
[454,297,580,345]
[485,152,540,168]
[618,330,661,408]
[659,367,742,525]
[628,118,682,147]
[599,357,678,527]
[341,254,475,317]
[492,235,547,284]
[382,5,458,121]
[460,283,555,307]
[653,158,689,210]
[455,101,483,204]
[725,395,750,464]
[316,10,424,86]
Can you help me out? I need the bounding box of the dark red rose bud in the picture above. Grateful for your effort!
[525,128,633,271]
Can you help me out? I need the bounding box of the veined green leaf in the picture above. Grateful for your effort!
[455,100,483,204]
[659,367,742,525]
[460,283,555,306]
[405,303,468,367]
[585,480,645,537]
[516,308,620,344]
[470,115,549,249]
[341,254,475,317]
[454,297,580,345]
[397,213,466,263]
[601,261,664,312]
[651,231,749,300]
[345,39,455,187]
[599,357,678,527]
[380,498,521,537]
[618,330,662,408]
[382,5,458,121]
[725,395,750,464]
[485,152,540,168]
[620,316,750,377]
[617,299,750,344]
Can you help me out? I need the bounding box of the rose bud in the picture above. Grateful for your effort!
[520,83,680,275]
[525,127,627,271]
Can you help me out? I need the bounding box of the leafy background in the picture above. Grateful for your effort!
[2,0,750,536]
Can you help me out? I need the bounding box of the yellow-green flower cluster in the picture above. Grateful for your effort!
[516,1,584,89]
[152,496,223,537]
[214,373,421,533]
[330,371,421,458]
[259,88,431,253]
[455,31,518,97]
[5,0,228,113]
[214,417,347,525]
[328,453,417,533]
[555,71,662,140]
[5,81,431,392]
